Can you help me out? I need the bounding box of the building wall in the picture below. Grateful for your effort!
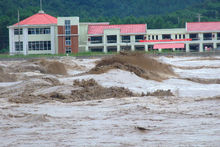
[57,17,79,54]
[9,25,56,55]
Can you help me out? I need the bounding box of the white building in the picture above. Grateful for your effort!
[8,11,220,55]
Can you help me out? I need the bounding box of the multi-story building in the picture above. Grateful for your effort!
[8,11,220,55]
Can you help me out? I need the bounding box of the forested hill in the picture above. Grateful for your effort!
[1,0,220,52]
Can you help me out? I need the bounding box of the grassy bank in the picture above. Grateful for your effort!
[0,52,118,59]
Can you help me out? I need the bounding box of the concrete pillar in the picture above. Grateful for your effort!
[117,34,120,44]
[103,35,107,53]
[159,49,162,52]
[172,48,176,52]
[214,43,217,49]
[131,36,135,43]
[186,43,190,52]
[9,28,14,55]
[199,43,203,52]
[117,45,120,52]
[131,45,135,51]
[23,28,28,55]
[145,44,148,52]
[50,26,55,54]
[103,46,107,53]
[199,33,203,41]
[213,33,217,40]
[85,46,89,52]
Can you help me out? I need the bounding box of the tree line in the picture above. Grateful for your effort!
[1,0,220,52]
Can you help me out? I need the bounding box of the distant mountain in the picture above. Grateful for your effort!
[1,0,220,52]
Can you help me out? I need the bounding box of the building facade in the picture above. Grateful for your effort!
[8,11,220,55]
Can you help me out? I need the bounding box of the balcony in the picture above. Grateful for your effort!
[121,36,130,43]
[107,35,117,44]
[90,36,103,44]
[203,33,212,41]
[189,33,199,41]
[135,35,144,42]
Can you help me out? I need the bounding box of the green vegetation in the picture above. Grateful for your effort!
[1,0,220,52]
[0,51,118,59]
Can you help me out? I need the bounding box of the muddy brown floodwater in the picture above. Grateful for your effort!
[0,54,220,146]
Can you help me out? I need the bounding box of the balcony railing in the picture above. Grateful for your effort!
[203,37,212,41]
[90,40,103,44]
[135,39,143,42]
[107,40,117,43]
[122,40,130,43]
[190,38,200,41]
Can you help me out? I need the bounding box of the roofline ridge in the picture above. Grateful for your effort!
[187,21,220,24]
[89,23,146,27]
[42,13,57,24]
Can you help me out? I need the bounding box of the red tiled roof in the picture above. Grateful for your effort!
[14,13,57,26]
[154,43,185,49]
[187,22,220,32]
[88,24,146,35]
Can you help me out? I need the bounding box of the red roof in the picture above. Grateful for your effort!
[154,43,185,49]
[187,22,220,32]
[88,24,146,35]
[14,12,57,26]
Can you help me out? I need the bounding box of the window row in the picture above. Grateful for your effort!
[28,28,50,35]
[90,35,145,44]
[28,41,51,51]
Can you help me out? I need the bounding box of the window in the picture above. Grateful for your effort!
[135,35,144,42]
[107,35,117,43]
[65,20,71,25]
[28,28,35,34]
[183,34,185,39]
[175,35,177,39]
[44,28,50,34]
[179,34,181,39]
[90,36,103,44]
[203,33,212,40]
[189,34,199,41]
[65,36,71,46]
[162,34,171,40]
[28,28,50,35]
[66,47,72,54]
[28,41,51,51]
[122,36,130,43]
[217,33,220,40]
[152,35,154,40]
[14,29,23,35]
[65,20,71,35]
[156,35,158,40]
[36,28,40,34]
[148,35,150,40]
[15,42,23,51]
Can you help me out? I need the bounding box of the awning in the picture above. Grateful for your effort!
[153,43,185,49]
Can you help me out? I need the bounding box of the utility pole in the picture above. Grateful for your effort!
[40,0,42,11]
[196,13,202,22]
[18,9,20,52]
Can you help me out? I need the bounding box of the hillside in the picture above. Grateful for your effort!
[1,0,220,52]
